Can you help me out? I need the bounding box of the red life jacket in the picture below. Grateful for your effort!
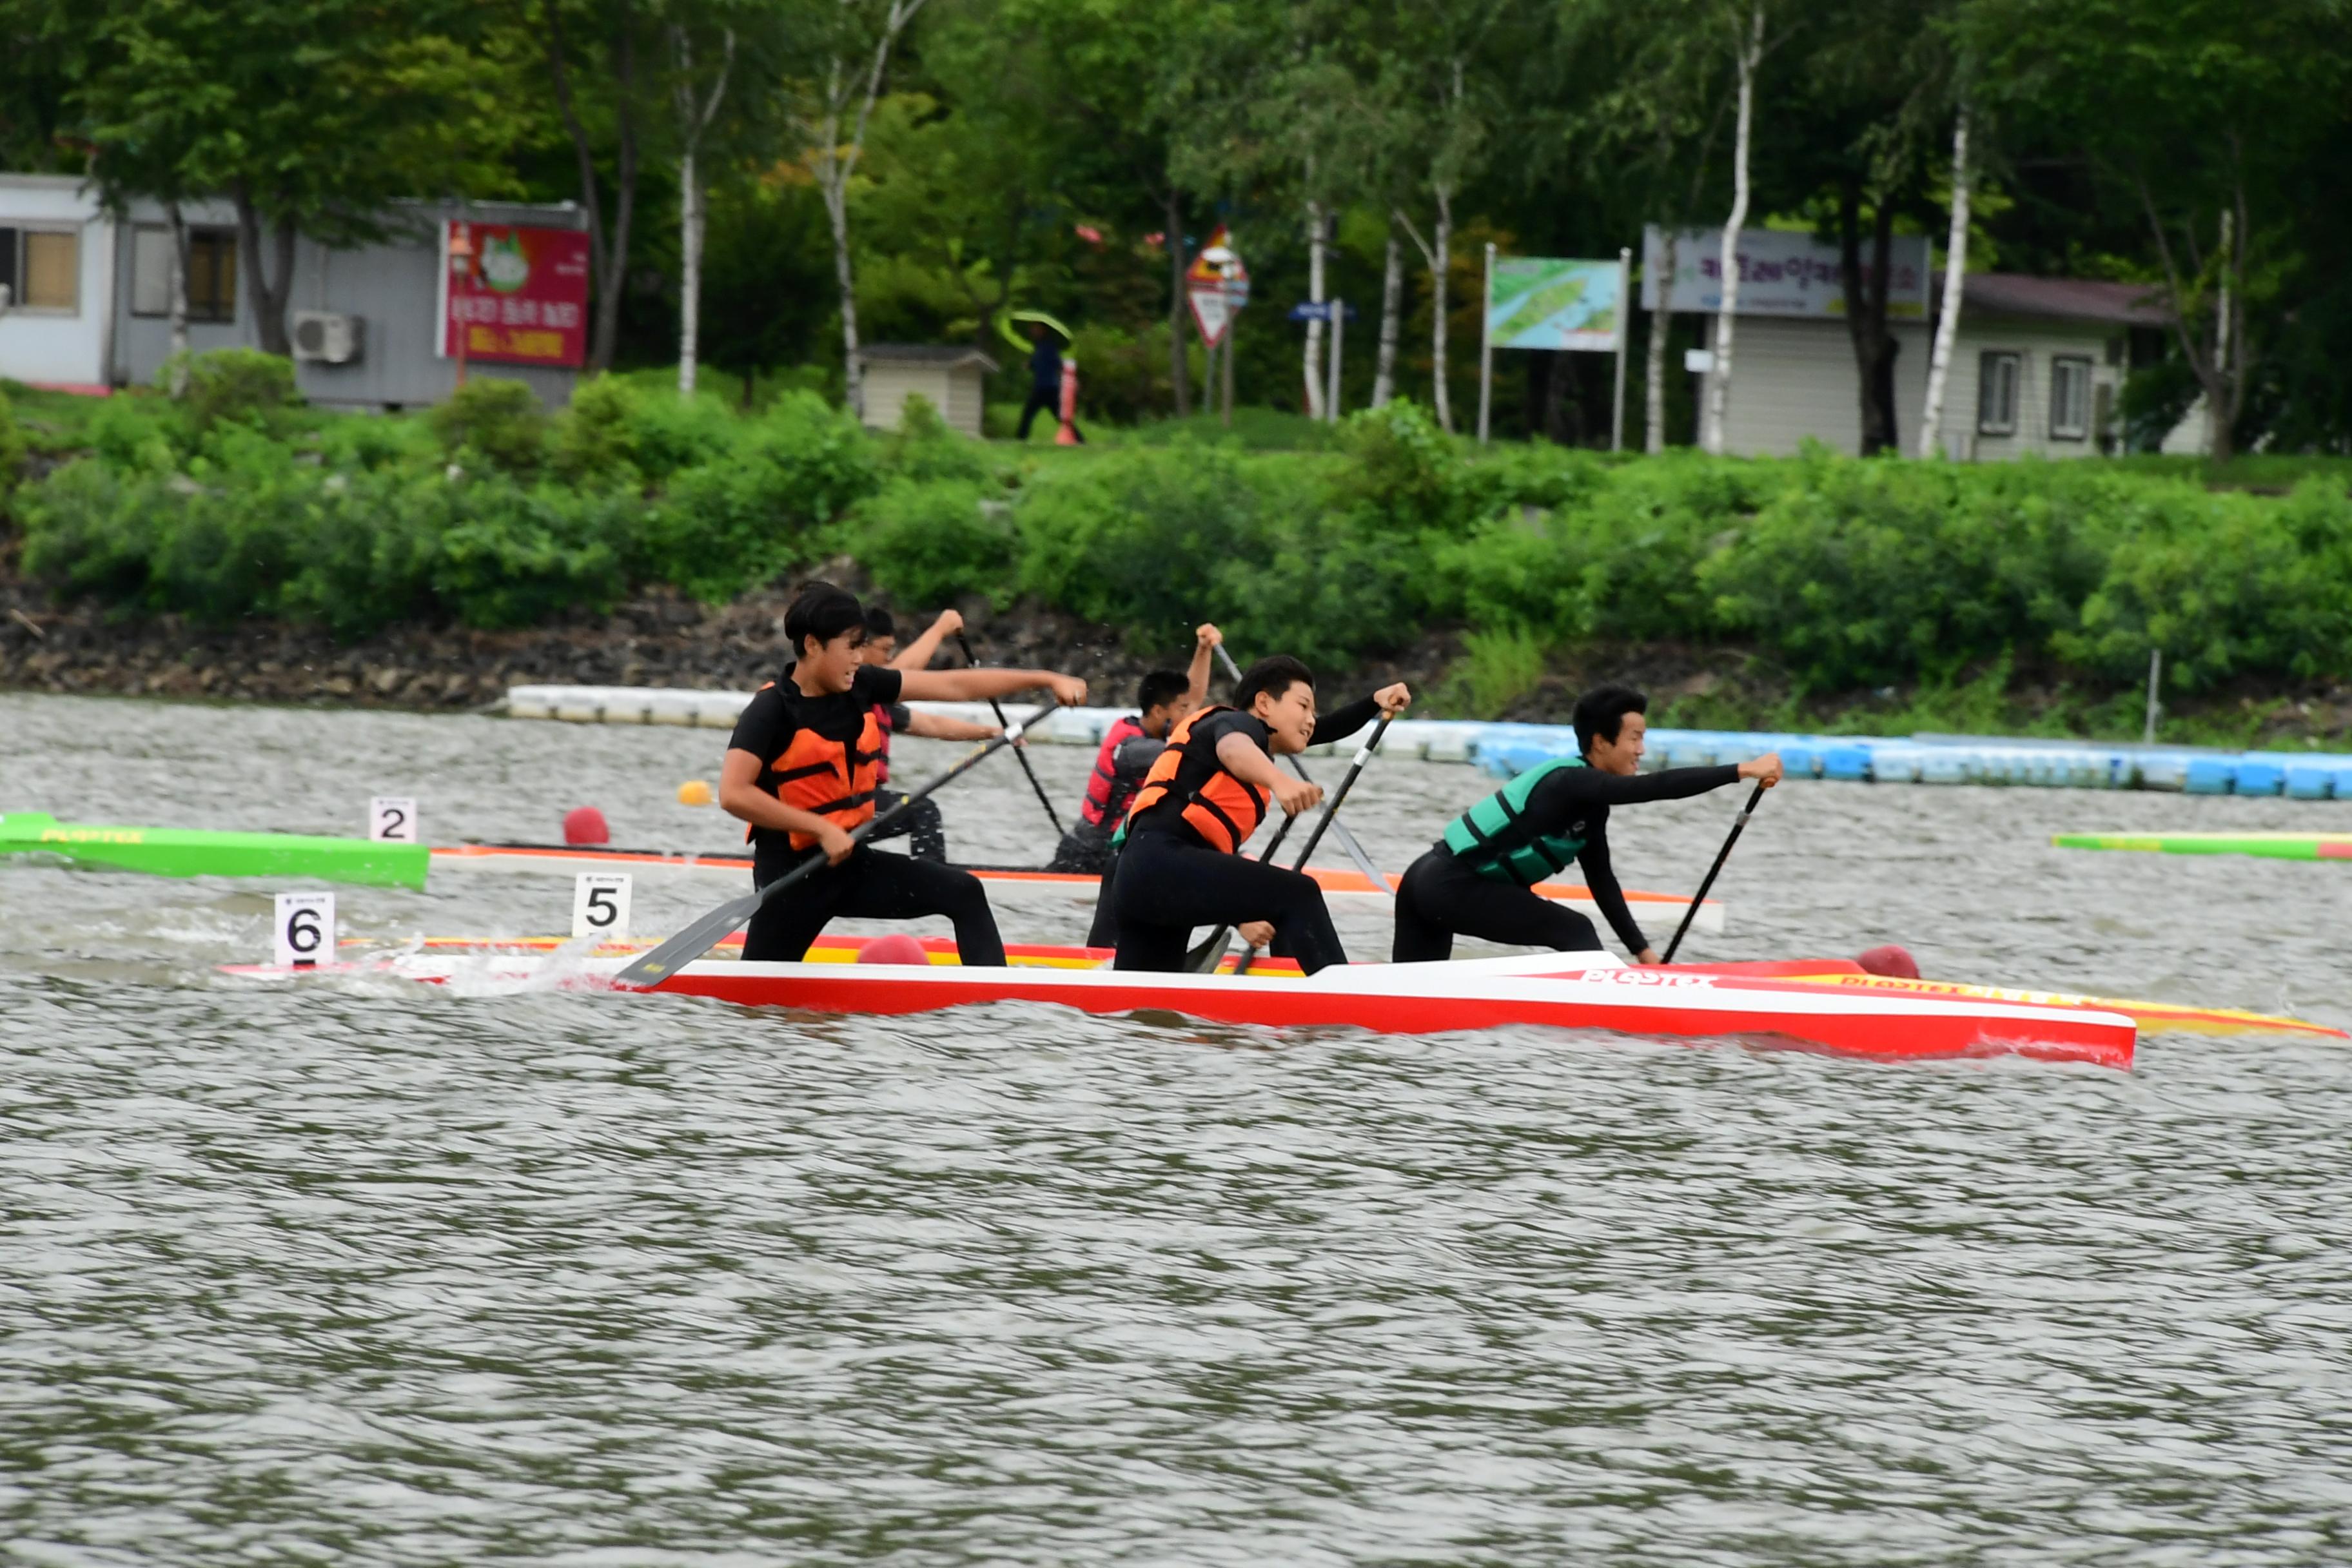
[870,701,896,786]
[1079,714,1150,828]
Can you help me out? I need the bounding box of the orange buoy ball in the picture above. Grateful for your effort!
[676,779,714,807]
[562,805,611,846]
[856,933,932,966]
[1856,944,1921,979]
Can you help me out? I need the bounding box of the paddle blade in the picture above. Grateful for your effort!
[1186,926,1231,973]
[612,888,765,988]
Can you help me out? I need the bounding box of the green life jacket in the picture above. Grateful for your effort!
[1443,756,1589,885]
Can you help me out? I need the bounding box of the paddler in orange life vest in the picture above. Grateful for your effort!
[1392,683,1782,963]
[856,604,1001,861]
[720,582,1088,964]
[1050,622,1223,875]
[1110,654,1411,974]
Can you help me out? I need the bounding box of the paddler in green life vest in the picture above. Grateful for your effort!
[1392,683,1783,963]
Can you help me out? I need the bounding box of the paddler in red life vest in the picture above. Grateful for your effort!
[1391,683,1781,964]
[1110,654,1411,974]
[856,604,1001,861]
[1050,622,1223,874]
[720,582,1088,964]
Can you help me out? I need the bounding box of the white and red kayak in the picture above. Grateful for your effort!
[427,841,1729,933]
[239,937,2133,1068]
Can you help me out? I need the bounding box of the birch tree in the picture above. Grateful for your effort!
[1917,97,1968,457]
[1701,0,1761,455]
[811,0,929,420]
[671,24,735,397]
[1371,226,1404,406]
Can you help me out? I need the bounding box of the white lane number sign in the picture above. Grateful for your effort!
[572,873,633,941]
[274,892,337,969]
[369,796,419,843]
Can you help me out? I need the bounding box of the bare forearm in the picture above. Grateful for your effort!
[1186,642,1213,706]
[890,624,953,671]
[904,712,999,741]
[902,668,1057,702]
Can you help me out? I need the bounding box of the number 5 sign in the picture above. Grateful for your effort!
[572,874,632,941]
[274,892,337,968]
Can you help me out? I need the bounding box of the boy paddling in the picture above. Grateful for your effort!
[1050,622,1224,874]
[1391,684,1781,963]
[720,583,1087,964]
[1110,655,1409,974]
[859,605,1001,861]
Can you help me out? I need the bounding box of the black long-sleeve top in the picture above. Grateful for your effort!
[1477,763,1742,954]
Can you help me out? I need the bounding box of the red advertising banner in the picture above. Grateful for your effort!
[442,222,591,367]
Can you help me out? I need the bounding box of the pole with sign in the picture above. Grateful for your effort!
[1186,227,1248,427]
[1478,251,1631,447]
[1478,244,1496,445]
[1612,247,1632,453]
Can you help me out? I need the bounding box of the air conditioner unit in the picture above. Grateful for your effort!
[291,311,364,365]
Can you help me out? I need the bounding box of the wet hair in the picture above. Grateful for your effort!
[1574,684,1648,757]
[785,582,868,658]
[1137,669,1190,714]
[862,605,897,642]
[1234,654,1315,714]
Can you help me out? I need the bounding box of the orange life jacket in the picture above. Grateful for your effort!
[1122,705,1266,854]
[749,681,883,851]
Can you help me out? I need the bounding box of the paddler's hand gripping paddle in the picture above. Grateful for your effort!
[1659,779,1769,965]
[1214,642,1395,897]
[615,701,1061,989]
[1193,712,1395,976]
[957,631,1068,839]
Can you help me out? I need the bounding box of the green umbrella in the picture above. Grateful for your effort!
[999,309,1074,353]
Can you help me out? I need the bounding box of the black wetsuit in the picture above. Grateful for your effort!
[1106,694,1380,974]
[1391,764,1742,963]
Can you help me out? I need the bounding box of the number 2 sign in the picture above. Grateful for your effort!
[369,796,419,843]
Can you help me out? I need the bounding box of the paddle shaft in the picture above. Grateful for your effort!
[1187,808,1305,974]
[614,702,1059,988]
[1213,642,1393,895]
[1235,713,1395,975]
[1660,780,1767,965]
[957,632,1068,838]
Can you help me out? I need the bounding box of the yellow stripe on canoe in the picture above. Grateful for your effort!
[1779,971,2345,1040]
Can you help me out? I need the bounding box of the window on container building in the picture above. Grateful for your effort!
[0,226,80,312]
[1976,351,2020,435]
[131,225,239,322]
[2049,355,2092,441]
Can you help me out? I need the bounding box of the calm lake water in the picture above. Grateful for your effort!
[5,691,2351,1565]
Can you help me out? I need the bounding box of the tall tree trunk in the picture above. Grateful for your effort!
[1373,226,1403,407]
[1166,187,1190,418]
[1703,0,1762,456]
[1919,101,1970,458]
[2210,205,2235,460]
[1430,187,1453,431]
[1220,317,1235,427]
[813,1,928,421]
[1645,227,1677,453]
[2137,176,2247,465]
[1302,195,1326,418]
[166,201,191,395]
[231,186,297,357]
[1838,182,1899,455]
[546,0,640,375]
[672,27,734,399]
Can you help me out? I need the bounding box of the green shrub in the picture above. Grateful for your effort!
[0,385,26,496]
[429,377,547,475]
[1328,400,1471,532]
[856,477,1017,607]
[879,394,992,484]
[172,349,297,435]
[547,374,645,487]
[431,478,630,628]
[640,391,877,601]
[87,395,186,473]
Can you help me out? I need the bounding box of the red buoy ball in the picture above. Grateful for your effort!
[856,933,932,966]
[562,806,611,846]
[1856,944,1921,979]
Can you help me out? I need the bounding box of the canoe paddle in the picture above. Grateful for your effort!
[614,701,1060,989]
[1213,642,1395,896]
[1183,811,1305,974]
[1660,780,1769,965]
[957,631,1068,839]
[1231,712,1396,976]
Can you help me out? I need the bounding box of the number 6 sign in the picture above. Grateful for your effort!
[572,874,632,941]
[274,892,337,968]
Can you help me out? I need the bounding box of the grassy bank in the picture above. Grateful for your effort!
[5,354,2352,739]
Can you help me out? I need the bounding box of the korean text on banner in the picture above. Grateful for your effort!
[1485,257,1623,352]
[1640,225,1929,319]
[441,223,592,368]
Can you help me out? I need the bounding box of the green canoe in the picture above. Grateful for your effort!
[2052,831,2352,862]
[0,811,431,888]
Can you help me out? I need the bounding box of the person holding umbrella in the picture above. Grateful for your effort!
[1013,317,1081,442]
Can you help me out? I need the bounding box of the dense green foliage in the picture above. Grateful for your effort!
[16,358,2352,706]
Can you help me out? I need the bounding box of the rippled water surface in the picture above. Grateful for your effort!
[5,691,2352,1564]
